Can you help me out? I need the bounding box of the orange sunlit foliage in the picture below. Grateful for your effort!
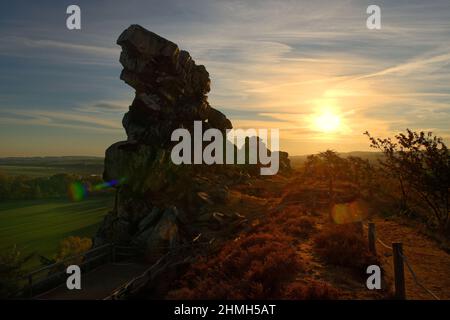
[167,231,302,299]
[314,224,377,269]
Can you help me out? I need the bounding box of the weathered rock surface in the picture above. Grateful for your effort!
[118,24,231,146]
[94,25,291,257]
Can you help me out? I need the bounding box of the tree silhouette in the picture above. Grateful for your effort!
[365,129,450,232]
[304,150,348,217]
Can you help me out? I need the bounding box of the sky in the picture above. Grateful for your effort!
[0,0,449,156]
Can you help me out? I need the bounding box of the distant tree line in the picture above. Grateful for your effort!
[0,173,105,200]
[303,149,376,201]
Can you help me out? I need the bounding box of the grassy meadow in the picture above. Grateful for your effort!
[0,196,113,267]
[0,157,111,268]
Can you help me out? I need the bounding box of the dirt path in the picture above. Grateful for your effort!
[372,217,450,300]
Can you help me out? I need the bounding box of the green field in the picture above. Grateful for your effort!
[0,196,113,268]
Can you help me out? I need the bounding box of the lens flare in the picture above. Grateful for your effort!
[68,181,88,202]
[68,178,125,202]
[331,200,368,224]
[92,177,126,191]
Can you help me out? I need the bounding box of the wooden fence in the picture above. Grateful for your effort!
[19,243,140,298]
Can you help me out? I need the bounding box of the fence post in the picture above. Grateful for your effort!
[393,242,406,300]
[368,223,376,255]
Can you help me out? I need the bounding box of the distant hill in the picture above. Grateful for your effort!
[0,156,104,177]
[0,156,103,165]
[0,154,383,175]
[290,151,383,169]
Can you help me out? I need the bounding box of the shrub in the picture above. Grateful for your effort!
[284,281,340,300]
[54,236,92,266]
[255,206,316,240]
[167,232,302,299]
[282,216,316,238]
[0,246,33,298]
[314,224,377,269]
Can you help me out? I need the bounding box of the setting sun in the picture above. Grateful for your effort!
[314,111,341,133]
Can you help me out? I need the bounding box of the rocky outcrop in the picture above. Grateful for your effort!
[94,25,290,257]
[118,24,231,147]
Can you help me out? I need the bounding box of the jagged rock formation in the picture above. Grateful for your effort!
[117,24,231,147]
[94,25,290,257]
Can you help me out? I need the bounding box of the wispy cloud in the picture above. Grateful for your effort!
[0,103,125,133]
[0,36,120,66]
[354,51,450,80]
[1,0,449,156]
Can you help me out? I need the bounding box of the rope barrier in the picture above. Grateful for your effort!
[363,222,440,300]
[377,238,392,250]
[400,252,440,300]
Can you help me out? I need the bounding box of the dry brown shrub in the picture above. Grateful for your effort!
[313,224,377,269]
[282,216,316,238]
[167,232,303,299]
[254,205,316,240]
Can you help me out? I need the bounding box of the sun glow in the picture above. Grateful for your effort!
[313,110,341,133]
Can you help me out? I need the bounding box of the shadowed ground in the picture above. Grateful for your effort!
[35,262,148,300]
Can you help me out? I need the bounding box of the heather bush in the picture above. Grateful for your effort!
[314,224,377,269]
[255,206,316,240]
[167,232,302,299]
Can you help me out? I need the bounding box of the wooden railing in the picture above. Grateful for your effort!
[19,243,140,298]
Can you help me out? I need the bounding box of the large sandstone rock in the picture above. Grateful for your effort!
[96,25,235,255]
[132,207,182,252]
[95,25,290,257]
[117,24,231,147]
